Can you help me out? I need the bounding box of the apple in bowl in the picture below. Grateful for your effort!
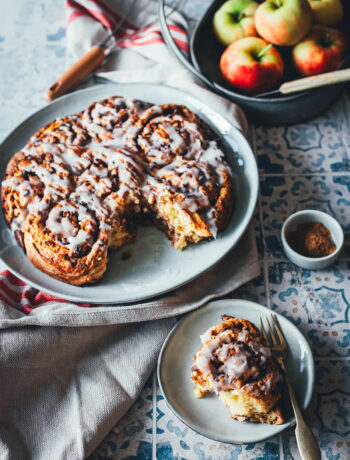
[213,0,259,46]
[220,37,284,95]
[255,0,313,46]
[293,25,347,76]
[308,0,343,27]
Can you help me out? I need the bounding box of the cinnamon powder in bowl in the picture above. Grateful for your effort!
[286,221,336,259]
[281,210,343,269]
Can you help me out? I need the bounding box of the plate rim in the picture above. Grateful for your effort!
[157,298,315,444]
[0,83,258,304]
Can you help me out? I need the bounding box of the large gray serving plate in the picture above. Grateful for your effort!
[158,299,315,444]
[0,83,258,304]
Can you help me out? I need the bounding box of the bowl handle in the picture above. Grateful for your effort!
[158,0,224,94]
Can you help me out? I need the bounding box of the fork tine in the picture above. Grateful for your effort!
[271,315,287,346]
[260,317,268,341]
[266,317,278,345]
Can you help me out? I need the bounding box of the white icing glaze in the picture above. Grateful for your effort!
[29,115,89,146]
[2,148,71,231]
[2,97,233,253]
[200,325,249,344]
[192,328,274,395]
[46,201,96,252]
[81,97,147,148]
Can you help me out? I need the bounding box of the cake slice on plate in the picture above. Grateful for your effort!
[191,315,284,424]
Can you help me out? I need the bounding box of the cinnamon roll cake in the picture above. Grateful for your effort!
[191,316,284,425]
[1,97,235,285]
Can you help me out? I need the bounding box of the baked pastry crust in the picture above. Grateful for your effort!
[191,315,284,425]
[139,104,234,249]
[1,97,235,285]
[23,199,110,285]
[28,114,90,147]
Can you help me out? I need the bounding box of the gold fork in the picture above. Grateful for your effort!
[260,315,321,460]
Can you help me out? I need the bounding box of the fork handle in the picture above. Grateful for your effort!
[280,361,321,460]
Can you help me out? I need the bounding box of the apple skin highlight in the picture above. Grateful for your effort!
[255,0,313,46]
[220,37,284,95]
[213,0,259,46]
[292,25,347,76]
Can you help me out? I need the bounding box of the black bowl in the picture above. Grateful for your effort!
[159,0,350,125]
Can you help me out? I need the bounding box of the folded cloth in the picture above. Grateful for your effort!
[65,0,248,133]
[0,1,258,459]
[0,228,258,460]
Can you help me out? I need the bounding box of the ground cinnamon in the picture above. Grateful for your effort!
[286,221,336,258]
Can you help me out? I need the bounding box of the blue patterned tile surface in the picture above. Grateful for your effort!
[256,98,350,175]
[282,360,350,460]
[91,375,154,460]
[1,0,350,459]
[267,260,350,357]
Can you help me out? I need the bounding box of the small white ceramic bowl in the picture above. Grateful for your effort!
[281,209,344,269]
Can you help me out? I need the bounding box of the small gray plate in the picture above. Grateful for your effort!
[157,299,315,444]
[0,83,258,304]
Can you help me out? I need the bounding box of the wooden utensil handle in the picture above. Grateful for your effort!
[280,68,350,95]
[45,45,108,102]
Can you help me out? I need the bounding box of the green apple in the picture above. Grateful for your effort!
[308,0,343,27]
[255,0,313,46]
[213,0,259,46]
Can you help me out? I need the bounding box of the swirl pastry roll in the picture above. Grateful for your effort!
[23,198,111,285]
[139,104,234,249]
[143,155,234,250]
[75,146,145,250]
[28,115,90,147]
[137,104,213,169]
[1,145,72,246]
[82,96,150,147]
[191,316,284,425]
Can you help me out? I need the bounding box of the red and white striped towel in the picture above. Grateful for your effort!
[64,0,247,135]
[65,0,190,82]
[0,270,92,315]
[66,0,188,51]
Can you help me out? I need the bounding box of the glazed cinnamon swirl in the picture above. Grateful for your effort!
[1,145,72,247]
[82,96,150,146]
[191,316,284,425]
[1,96,235,285]
[137,104,214,169]
[138,104,234,249]
[23,198,110,285]
[28,115,90,147]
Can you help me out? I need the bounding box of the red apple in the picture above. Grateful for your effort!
[213,0,259,46]
[220,37,284,95]
[293,25,347,76]
[255,0,313,46]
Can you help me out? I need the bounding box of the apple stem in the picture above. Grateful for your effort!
[257,44,273,59]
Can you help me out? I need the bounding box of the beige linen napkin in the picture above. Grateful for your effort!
[0,228,258,460]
